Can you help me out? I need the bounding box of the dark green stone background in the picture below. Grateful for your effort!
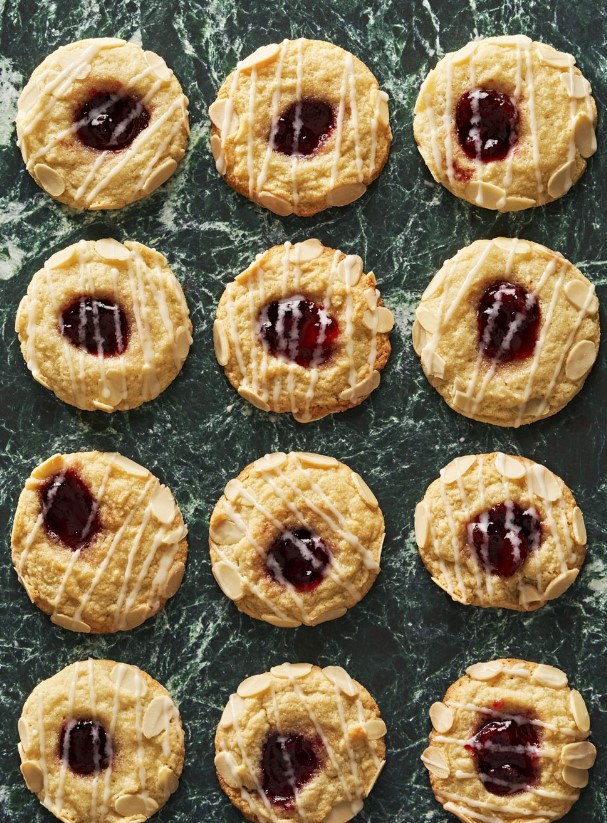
[0,1,605,821]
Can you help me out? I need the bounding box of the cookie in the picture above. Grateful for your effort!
[412,238,600,427]
[422,658,596,823]
[214,239,393,422]
[16,37,189,210]
[15,238,193,412]
[215,662,386,823]
[413,35,597,211]
[18,659,184,823]
[210,38,391,216]
[11,451,188,633]
[414,453,587,611]
[209,451,384,627]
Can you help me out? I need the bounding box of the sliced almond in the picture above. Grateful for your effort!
[143,158,178,195]
[208,99,239,135]
[543,569,579,601]
[414,501,429,549]
[519,583,543,606]
[466,660,503,681]
[47,244,78,268]
[495,453,526,480]
[365,718,387,740]
[95,237,130,261]
[158,764,179,794]
[363,306,394,333]
[174,325,191,360]
[123,604,150,629]
[352,472,378,509]
[537,45,575,69]
[339,370,381,402]
[548,159,576,199]
[238,385,271,411]
[324,800,364,823]
[114,794,158,816]
[237,672,272,698]
[219,694,246,728]
[465,181,506,210]
[51,613,91,633]
[336,255,364,285]
[256,190,293,216]
[110,663,147,696]
[562,741,597,769]
[574,112,597,158]
[566,340,597,381]
[572,507,587,544]
[17,83,39,113]
[215,751,241,788]
[421,348,446,379]
[18,718,30,749]
[162,523,188,545]
[34,163,65,196]
[529,466,562,502]
[503,195,537,211]
[440,455,477,485]
[452,390,473,413]
[429,701,454,733]
[326,183,367,207]
[270,663,313,679]
[31,453,64,479]
[210,518,244,545]
[163,561,185,598]
[376,90,390,126]
[261,613,303,627]
[143,695,175,738]
[212,561,244,601]
[289,238,323,262]
[412,321,427,353]
[150,485,176,524]
[237,43,281,72]
[570,689,590,732]
[564,279,597,313]
[562,766,589,788]
[307,607,347,625]
[415,306,439,334]
[451,41,477,65]
[296,452,338,469]
[224,479,242,502]
[110,453,148,477]
[144,49,173,81]
[532,664,568,689]
[254,452,288,472]
[210,133,223,168]
[323,666,358,697]
[212,319,230,367]
[364,287,379,310]
[421,746,450,778]
[20,761,43,793]
[93,400,114,413]
[561,73,591,99]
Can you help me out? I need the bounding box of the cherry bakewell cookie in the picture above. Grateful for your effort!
[18,659,184,823]
[415,453,587,611]
[210,38,391,216]
[413,36,597,211]
[16,37,189,210]
[15,238,192,412]
[412,238,600,427]
[214,239,393,422]
[215,663,386,823]
[422,658,596,823]
[210,451,384,627]
[11,451,188,633]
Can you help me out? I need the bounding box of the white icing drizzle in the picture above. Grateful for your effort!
[246,68,258,197]
[522,40,543,197]
[255,39,289,192]
[55,661,80,812]
[290,38,304,208]
[346,53,363,183]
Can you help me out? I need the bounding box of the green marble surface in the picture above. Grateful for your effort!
[0,1,605,821]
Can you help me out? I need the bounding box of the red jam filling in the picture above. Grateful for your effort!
[257,296,339,368]
[59,719,112,776]
[477,282,540,362]
[266,528,331,591]
[466,715,540,796]
[75,92,150,150]
[271,99,335,156]
[261,732,322,808]
[455,88,519,162]
[467,502,541,578]
[60,296,129,356]
[41,470,100,551]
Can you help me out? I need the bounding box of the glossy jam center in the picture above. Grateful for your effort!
[257,296,339,368]
[272,99,335,156]
[455,88,520,162]
[59,719,112,776]
[466,715,540,796]
[60,296,129,356]
[266,528,331,591]
[467,501,541,577]
[261,732,321,808]
[41,470,100,551]
[477,282,540,362]
[75,92,150,150]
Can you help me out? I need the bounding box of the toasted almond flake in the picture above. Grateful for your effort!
[237,672,272,698]
[143,695,174,738]
[365,718,387,740]
[162,524,188,545]
[495,453,526,480]
[219,694,246,728]
[212,561,244,601]
[492,237,532,254]
[562,766,589,788]
[224,479,242,502]
[307,607,347,625]
[109,454,148,478]
[289,238,323,262]
[440,455,477,485]
[90,37,127,48]
[451,41,477,65]
[18,718,30,749]
[208,98,239,135]
[421,347,445,379]
[238,43,280,71]
[529,466,562,502]
[415,306,439,333]
[47,245,78,269]
[210,133,223,167]
[422,267,448,300]
[564,279,596,313]
[570,689,590,732]
[324,800,364,823]
[296,452,338,469]
[98,373,124,406]
[150,484,176,524]
[123,604,150,629]
[257,190,293,216]
[210,518,244,545]
[163,561,186,598]
[51,613,91,633]
[492,34,531,47]
[174,325,191,360]
[254,452,288,472]
[95,238,130,261]
[453,390,473,413]
[572,507,587,544]
[562,741,597,769]
[93,399,115,413]
[238,385,271,411]
[466,661,503,681]
[537,44,575,68]
[20,761,43,793]
[377,90,390,126]
[364,287,378,310]
[323,666,358,696]
[412,321,427,354]
[544,569,579,601]
[158,765,179,794]
[115,793,158,816]
[421,746,450,778]
[110,664,147,696]
[519,583,543,606]
[503,195,537,211]
[18,83,39,113]
[352,472,378,509]
[142,157,178,195]
[566,340,597,381]
[561,73,591,99]
[31,453,64,479]
[34,163,65,196]
[144,50,172,80]
[261,613,303,627]
[336,254,364,285]
[215,751,241,788]
[430,701,454,733]
[414,501,429,549]
[326,183,367,207]
[32,370,51,389]
[369,306,394,333]
[532,664,568,689]
[466,181,506,210]
[339,370,381,402]
[212,319,230,366]
[270,663,313,679]
[574,112,597,158]
[548,159,576,199]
